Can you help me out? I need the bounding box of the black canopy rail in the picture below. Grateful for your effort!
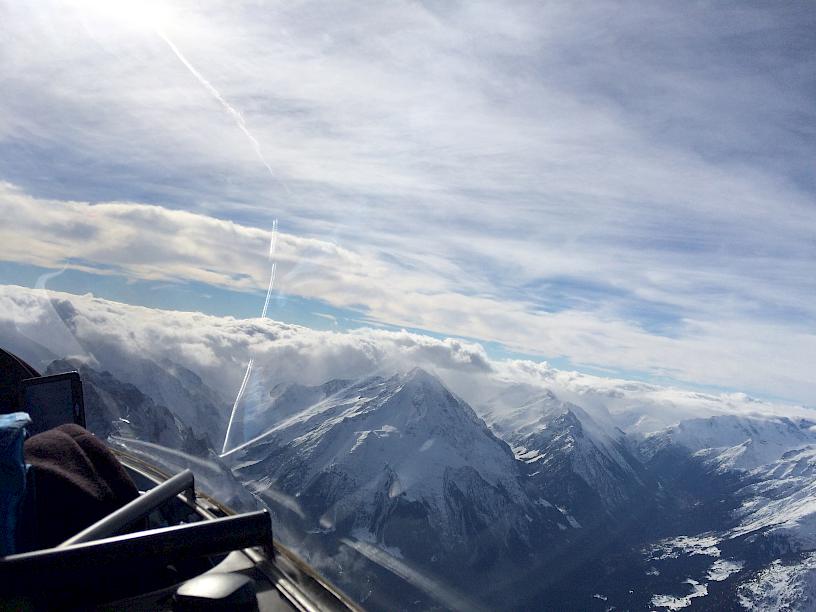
[0,509,273,596]
[59,468,195,547]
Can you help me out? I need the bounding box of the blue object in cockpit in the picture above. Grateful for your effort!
[0,412,31,556]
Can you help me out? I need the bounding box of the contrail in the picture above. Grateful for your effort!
[221,357,254,455]
[260,219,278,319]
[152,30,284,456]
[221,227,279,456]
[157,30,287,191]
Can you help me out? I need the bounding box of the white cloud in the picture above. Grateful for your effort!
[2,184,816,403]
[1,2,815,403]
[0,284,492,393]
[0,285,811,438]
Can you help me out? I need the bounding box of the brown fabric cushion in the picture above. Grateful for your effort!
[24,424,139,549]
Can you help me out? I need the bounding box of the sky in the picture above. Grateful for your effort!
[1,0,815,404]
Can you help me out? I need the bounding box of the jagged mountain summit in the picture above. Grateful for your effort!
[229,369,566,584]
[640,413,816,473]
[479,384,647,525]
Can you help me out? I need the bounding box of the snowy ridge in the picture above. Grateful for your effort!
[638,415,816,610]
[479,383,644,515]
[482,384,631,472]
[248,369,519,494]
[732,445,816,549]
[228,377,354,448]
[641,414,816,472]
[232,368,560,569]
[531,368,814,437]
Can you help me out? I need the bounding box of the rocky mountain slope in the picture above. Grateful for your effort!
[228,369,569,590]
[45,358,225,457]
[217,368,816,610]
[24,353,816,610]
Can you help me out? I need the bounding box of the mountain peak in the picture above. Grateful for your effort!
[402,366,437,384]
[389,367,450,398]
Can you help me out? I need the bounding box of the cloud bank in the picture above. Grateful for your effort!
[2,184,815,403]
[0,285,810,438]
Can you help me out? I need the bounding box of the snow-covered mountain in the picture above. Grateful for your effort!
[733,445,816,550]
[738,552,816,611]
[46,358,212,456]
[229,369,568,582]
[123,356,229,446]
[459,377,816,610]
[478,384,646,524]
[217,366,816,610]
[9,288,816,609]
[640,414,816,473]
[9,287,816,608]
[225,377,354,449]
[631,413,816,611]
[60,349,230,449]
[34,354,816,610]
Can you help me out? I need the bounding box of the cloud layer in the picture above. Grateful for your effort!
[2,183,816,403]
[1,285,811,438]
[1,1,815,403]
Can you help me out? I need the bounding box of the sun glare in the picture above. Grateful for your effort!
[70,0,175,33]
